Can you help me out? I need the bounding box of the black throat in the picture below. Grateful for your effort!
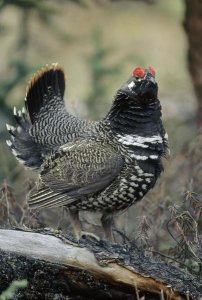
[104,90,163,136]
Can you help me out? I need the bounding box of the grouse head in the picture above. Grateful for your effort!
[105,67,163,135]
[124,67,157,105]
[114,66,158,108]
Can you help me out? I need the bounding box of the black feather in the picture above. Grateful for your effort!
[25,63,65,123]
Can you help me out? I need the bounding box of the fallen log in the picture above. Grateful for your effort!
[0,228,201,299]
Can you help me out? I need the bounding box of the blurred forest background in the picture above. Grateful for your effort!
[0,0,201,278]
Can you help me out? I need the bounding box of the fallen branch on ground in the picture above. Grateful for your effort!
[0,228,201,299]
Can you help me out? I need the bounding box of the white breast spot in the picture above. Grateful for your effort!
[145,178,151,183]
[130,182,138,187]
[131,154,148,160]
[136,178,143,182]
[129,187,135,193]
[143,173,154,177]
[150,155,158,159]
[121,178,127,183]
[138,169,143,175]
[142,184,147,190]
[117,134,162,148]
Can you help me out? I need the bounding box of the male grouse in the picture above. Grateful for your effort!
[6,63,169,240]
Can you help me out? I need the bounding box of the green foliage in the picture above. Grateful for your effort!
[0,280,28,300]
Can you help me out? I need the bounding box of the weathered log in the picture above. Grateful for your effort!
[0,228,201,300]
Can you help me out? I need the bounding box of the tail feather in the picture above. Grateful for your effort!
[6,63,87,169]
[6,63,67,169]
[6,108,42,169]
[25,63,65,123]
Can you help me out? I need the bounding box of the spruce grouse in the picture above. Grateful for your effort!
[6,63,169,240]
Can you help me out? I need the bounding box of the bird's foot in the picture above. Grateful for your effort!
[79,231,100,242]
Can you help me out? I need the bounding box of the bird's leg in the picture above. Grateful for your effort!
[69,209,82,240]
[101,212,115,242]
[69,209,100,241]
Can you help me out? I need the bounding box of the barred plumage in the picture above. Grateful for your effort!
[6,64,169,240]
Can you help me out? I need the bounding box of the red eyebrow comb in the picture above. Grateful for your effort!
[148,66,155,77]
[132,67,145,78]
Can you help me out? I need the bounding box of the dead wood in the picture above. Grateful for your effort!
[0,228,201,300]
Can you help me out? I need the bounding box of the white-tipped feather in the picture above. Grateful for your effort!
[15,156,26,164]
[6,140,12,147]
[164,133,168,140]
[18,110,22,117]
[6,123,10,131]
[6,123,15,132]
[11,148,25,164]
[22,107,26,114]
[11,148,18,157]
[13,106,17,116]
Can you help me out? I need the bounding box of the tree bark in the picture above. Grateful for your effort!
[184,0,202,127]
[0,228,201,300]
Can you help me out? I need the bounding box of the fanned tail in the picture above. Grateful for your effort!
[6,63,66,169]
[6,107,42,168]
[25,63,65,123]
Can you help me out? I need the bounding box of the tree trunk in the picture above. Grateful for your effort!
[0,228,201,299]
[184,0,202,126]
